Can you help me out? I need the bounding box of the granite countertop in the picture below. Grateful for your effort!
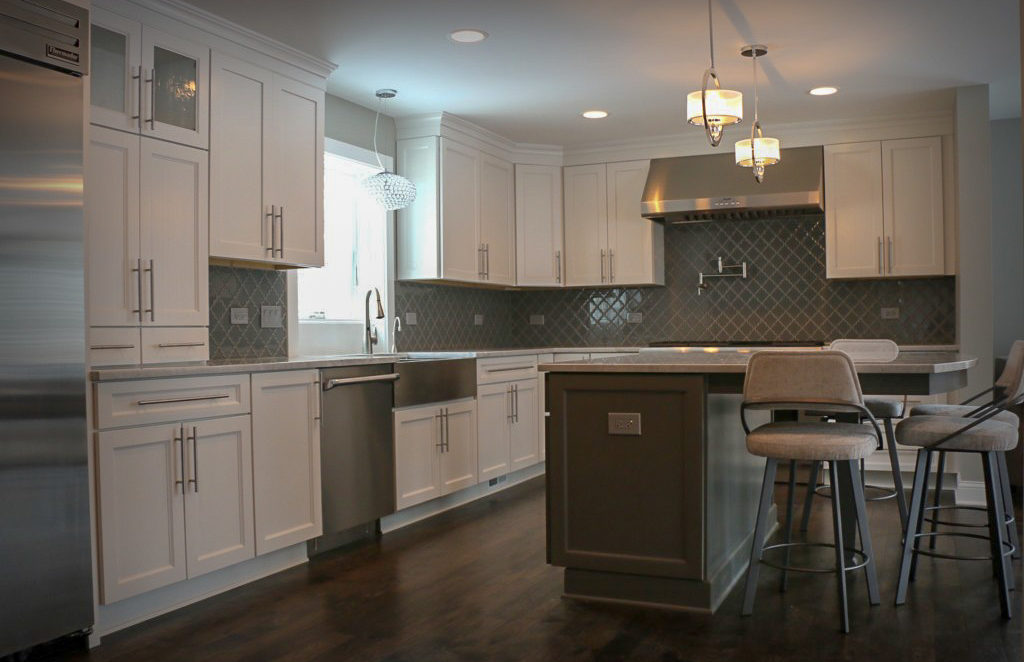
[540,350,976,374]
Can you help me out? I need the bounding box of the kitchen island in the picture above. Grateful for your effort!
[540,350,975,613]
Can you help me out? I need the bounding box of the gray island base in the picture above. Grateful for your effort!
[542,351,974,613]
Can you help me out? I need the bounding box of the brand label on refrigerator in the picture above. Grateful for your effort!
[46,44,79,64]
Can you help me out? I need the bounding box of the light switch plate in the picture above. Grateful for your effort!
[529,314,545,326]
[627,312,643,324]
[230,307,249,325]
[608,412,641,436]
[474,314,484,326]
[261,305,283,328]
[880,307,900,320]
[405,312,418,326]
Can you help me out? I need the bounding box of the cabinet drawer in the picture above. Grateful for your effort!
[141,327,209,364]
[477,355,538,384]
[95,374,250,429]
[89,328,142,367]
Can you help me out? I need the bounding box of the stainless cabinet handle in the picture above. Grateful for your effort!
[887,236,893,274]
[132,258,143,321]
[131,66,142,125]
[436,410,445,451]
[877,237,883,275]
[507,385,513,422]
[144,259,155,322]
[277,206,285,257]
[486,365,534,374]
[173,425,184,494]
[188,426,198,493]
[136,393,230,406]
[484,244,489,280]
[513,384,519,423]
[600,249,606,282]
[145,68,155,129]
[444,408,450,452]
[90,344,136,350]
[323,373,400,391]
[478,244,485,279]
[157,341,206,348]
[266,206,276,254]
[555,250,561,283]
[609,250,615,283]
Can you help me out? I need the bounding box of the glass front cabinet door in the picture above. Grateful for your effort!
[90,8,209,149]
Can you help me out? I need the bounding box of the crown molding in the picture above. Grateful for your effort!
[396,112,563,165]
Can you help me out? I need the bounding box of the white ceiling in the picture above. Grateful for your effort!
[187,0,1020,147]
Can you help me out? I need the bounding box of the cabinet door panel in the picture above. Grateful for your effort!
[141,28,209,149]
[252,371,322,554]
[606,160,662,286]
[394,406,442,509]
[139,138,208,326]
[97,425,186,603]
[882,137,944,276]
[824,143,884,278]
[477,383,511,481]
[184,415,255,578]
[440,138,481,282]
[510,379,540,472]
[440,401,477,495]
[515,164,564,287]
[396,137,440,279]
[563,164,607,286]
[86,126,140,326]
[478,154,515,285]
[268,76,324,267]
[89,8,142,133]
[210,54,271,261]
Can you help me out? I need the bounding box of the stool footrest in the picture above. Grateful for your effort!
[910,530,1016,562]
[760,541,870,574]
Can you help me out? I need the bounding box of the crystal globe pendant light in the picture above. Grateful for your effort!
[734,45,780,183]
[686,0,743,147]
[362,89,417,211]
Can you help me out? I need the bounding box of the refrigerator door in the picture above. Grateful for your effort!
[0,26,92,660]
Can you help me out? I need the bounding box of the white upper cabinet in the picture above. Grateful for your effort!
[825,137,944,279]
[397,136,514,285]
[515,164,564,287]
[210,54,325,267]
[89,8,209,149]
[564,160,663,287]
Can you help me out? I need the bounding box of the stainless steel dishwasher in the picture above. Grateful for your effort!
[319,363,399,537]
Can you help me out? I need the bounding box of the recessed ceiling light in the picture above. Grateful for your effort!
[449,29,488,44]
[581,110,609,119]
[809,86,839,96]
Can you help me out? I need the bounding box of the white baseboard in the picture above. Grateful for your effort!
[381,462,545,534]
[92,543,309,644]
[955,480,987,506]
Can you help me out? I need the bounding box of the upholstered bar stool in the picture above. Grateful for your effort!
[895,413,1019,619]
[800,340,909,533]
[910,340,1023,557]
[741,351,881,633]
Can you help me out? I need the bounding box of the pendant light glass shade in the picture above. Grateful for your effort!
[687,0,741,146]
[734,46,780,183]
[362,89,416,211]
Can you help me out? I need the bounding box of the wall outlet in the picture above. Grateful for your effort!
[529,314,545,326]
[880,307,900,320]
[608,412,642,436]
[405,312,418,326]
[627,312,643,324]
[230,307,249,325]
[261,305,283,328]
[474,314,484,326]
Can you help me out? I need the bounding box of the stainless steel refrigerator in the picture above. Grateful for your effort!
[0,0,93,656]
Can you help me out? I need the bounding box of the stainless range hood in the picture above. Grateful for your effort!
[641,145,824,223]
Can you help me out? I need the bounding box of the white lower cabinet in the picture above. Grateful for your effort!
[509,378,540,472]
[478,378,540,481]
[394,399,477,510]
[251,370,323,555]
[97,414,253,604]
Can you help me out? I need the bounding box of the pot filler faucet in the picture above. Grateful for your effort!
[364,287,385,354]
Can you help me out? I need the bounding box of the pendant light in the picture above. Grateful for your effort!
[734,45,780,183]
[362,89,417,211]
[686,0,742,146]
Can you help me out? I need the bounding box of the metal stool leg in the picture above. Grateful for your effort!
[997,451,1022,561]
[896,450,930,606]
[910,450,933,582]
[801,461,821,533]
[983,452,1013,619]
[828,461,850,633]
[846,460,880,606]
[884,417,909,529]
[929,451,947,550]
[742,458,779,616]
[780,460,797,592]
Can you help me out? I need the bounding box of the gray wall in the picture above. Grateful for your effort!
[325,93,395,158]
[991,118,1024,356]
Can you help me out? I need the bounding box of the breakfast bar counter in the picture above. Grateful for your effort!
[540,350,975,613]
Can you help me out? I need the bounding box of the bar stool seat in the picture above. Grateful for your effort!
[911,404,1019,427]
[748,422,878,460]
[897,415,1018,452]
[865,398,905,419]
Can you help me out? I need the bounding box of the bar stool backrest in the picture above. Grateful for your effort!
[743,350,865,413]
[995,340,1024,398]
[828,339,898,362]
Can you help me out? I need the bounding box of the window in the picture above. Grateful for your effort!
[296,150,387,322]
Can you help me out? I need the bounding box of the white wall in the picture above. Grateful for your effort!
[991,118,1024,357]
[325,94,396,158]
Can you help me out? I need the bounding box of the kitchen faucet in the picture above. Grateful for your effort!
[391,315,401,353]
[364,287,385,354]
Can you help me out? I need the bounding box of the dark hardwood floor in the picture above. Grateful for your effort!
[28,477,1023,662]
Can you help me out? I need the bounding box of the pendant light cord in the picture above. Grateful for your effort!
[707,0,715,69]
[372,98,385,172]
[752,49,758,122]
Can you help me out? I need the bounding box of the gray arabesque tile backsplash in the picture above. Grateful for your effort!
[394,215,955,351]
[209,215,956,358]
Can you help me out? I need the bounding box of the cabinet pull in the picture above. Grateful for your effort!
[90,344,136,350]
[887,236,893,274]
[478,244,485,279]
[265,206,276,254]
[131,258,143,321]
[187,426,198,493]
[600,249,606,282]
[609,249,615,283]
[144,259,155,322]
[555,250,561,283]
[436,410,445,452]
[145,68,155,129]
[173,425,184,494]
[515,384,520,423]
[131,66,142,126]
[507,385,514,422]
[484,244,489,280]
[486,365,533,374]
[157,341,206,348]
[877,237,883,275]
[444,408,450,452]
[277,206,285,257]
[136,393,230,406]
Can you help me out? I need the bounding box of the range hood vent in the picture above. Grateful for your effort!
[641,146,824,223]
